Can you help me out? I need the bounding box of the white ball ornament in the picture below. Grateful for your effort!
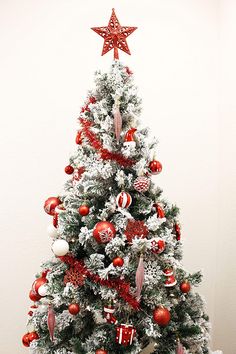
[47,224,58,238]
[52,239,69,256]
[38,284,49,297]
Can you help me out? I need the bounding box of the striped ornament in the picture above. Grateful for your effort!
[116,191,132,208]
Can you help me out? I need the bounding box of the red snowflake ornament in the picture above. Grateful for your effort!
[64,267,85,287]
[125,219,149,243]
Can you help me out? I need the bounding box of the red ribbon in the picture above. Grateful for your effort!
[60,255,140,310]
[79,118,135,168]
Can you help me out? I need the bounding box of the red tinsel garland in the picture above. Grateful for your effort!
[79,118,135,168]
[60,255,140,310]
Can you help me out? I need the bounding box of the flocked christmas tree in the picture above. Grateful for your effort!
[22,9,210,354]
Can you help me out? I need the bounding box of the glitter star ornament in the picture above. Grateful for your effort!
[91,8,137,60]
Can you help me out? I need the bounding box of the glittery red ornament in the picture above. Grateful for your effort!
[22,333,30,347]
[113,257,124,267]
[180,281,191,293]
[65,165,74,175]
[153,307,171,326]
[64,267,85,287]
[28,332,39,342]
[44,197,61,215]
[78,205,90,216]
[91,8,137,60]
[133,176,150,193]
[149,160,162,174]
[76,131,83,144]
[125,219,149,243]
[29,290,41,302]
[68,303,80,315]
[95,350,108,354]
[93,221,116,243]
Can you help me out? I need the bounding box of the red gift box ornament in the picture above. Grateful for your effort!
[116,324,136,346]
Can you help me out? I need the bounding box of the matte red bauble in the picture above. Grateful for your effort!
[149,160,162,174]
[32,277,47,294]
[29,290,41,302]
[44,197,61,215]
[153,306,171,326]
[65,165,74,175]
[95,350,108,354]
[28,332,39,342]
[22,333,30,347]
[113,257,124,267]
[68,303,80,315]
[93,221,116,243]
[180,281,191,293]
[78,205,90,216]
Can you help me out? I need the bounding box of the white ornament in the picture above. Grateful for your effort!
[27,323,35,332]
[52,239,69,256]
[47,224,58,238]
[38,284,48,297]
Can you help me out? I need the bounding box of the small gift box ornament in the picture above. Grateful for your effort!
[115,324,136,346]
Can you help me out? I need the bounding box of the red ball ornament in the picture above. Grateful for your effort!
[153,306,171,326]
[93,221,116,243]
[78,205,90,216]
[133,176,150,193]
[113,257,124,267]
[32,277,47,294]
[29,290,41,302]
[116,191,132,208]
[65,165,74,175]
[76,131,83,144]
[180,281,191,293]
[22,333,30,347]
[44,197,61,216]
[68,303,80,315]
[95,350,108,354]
[28,331,39,342]
[149,160,162,175]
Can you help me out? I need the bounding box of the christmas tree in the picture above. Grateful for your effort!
[22,9,210,354]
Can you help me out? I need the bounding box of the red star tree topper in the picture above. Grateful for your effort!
[91,8,137,60]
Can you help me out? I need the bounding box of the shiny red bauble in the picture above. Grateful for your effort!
[93,221,116,243]
[95,350,108,354]
[113,257,124,267]
[29,290,41,302]
[44,197,61,215]
[76,131,83,144]
[32,277,47,294]
[149,160,162,174]
[68,303,80,315]
[28,332,39,342]
[65,165,74,175]
[22,333,30,347]
[153,307,171,326]
[78,205,90,216]
[180,281,191,293]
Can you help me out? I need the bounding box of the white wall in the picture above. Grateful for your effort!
[0,1,234,353]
